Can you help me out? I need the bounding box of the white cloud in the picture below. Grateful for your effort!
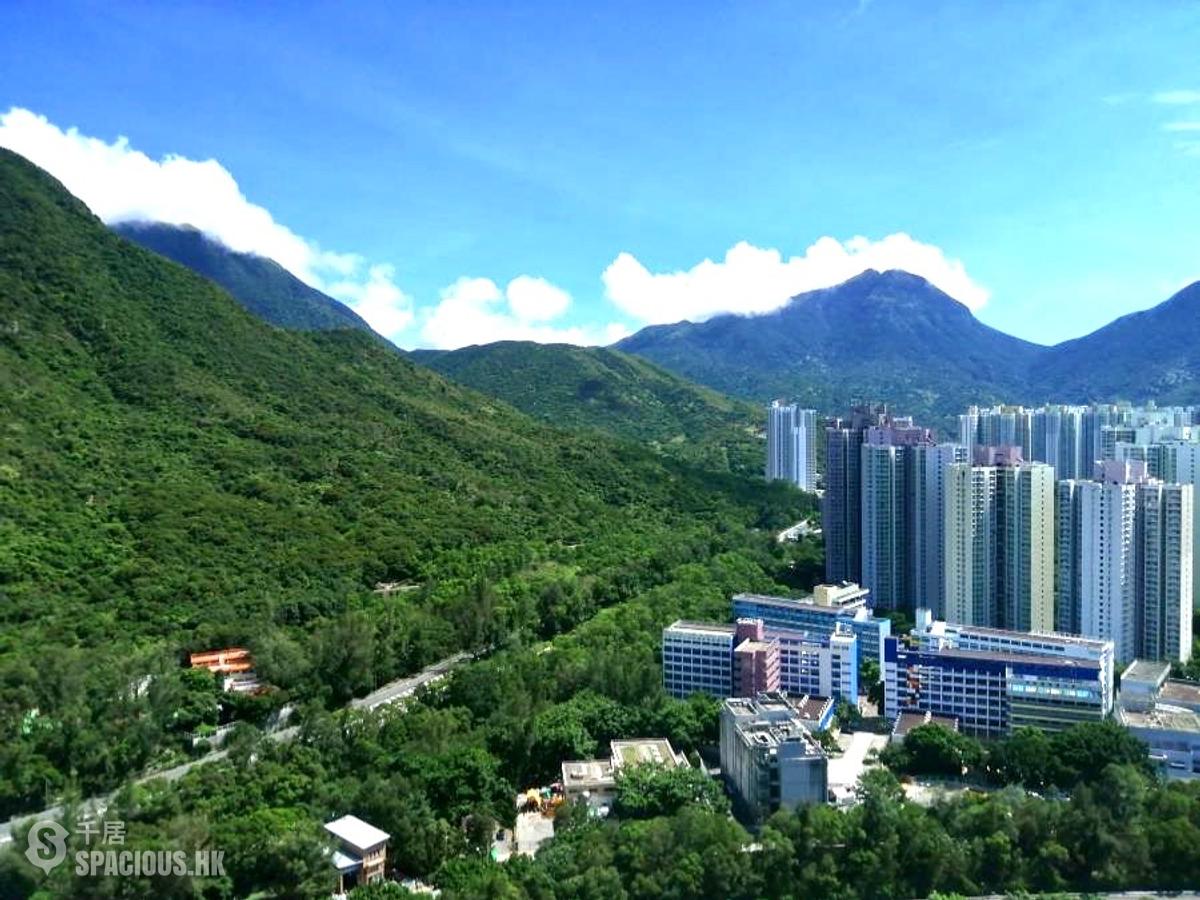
[1164,121,1200,132]
[0,106,413,339]
[420,276,627,349]
[327,264,414,336]
[505,275,571,322]
[1152,90,1200,105]
[601,233,989,325]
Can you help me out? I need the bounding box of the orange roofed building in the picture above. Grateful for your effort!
[189,648,263,693]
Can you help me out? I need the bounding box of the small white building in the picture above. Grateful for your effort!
[325,814,389,895]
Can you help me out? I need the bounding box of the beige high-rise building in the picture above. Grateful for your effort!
[943,447,1055,631]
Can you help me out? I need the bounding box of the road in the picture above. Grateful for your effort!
[349,651,470,710]
[0,650,472,846]
[776,519,821,543]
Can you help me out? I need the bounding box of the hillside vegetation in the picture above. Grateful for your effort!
[0,148,809,819]
[413,341,764,474]
[113,220,374,333]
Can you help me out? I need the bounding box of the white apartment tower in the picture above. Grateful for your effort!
[1059,459,1194,663]
[766,401,817,491]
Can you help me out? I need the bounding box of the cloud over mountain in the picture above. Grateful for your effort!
[601,233,989,325]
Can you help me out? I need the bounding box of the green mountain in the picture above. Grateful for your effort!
[412,341,764,474]
[0,148,805,817]
[112,220,374,333]
[614,269,1200,427]
[1032,280,1200,404]
[615,269,1043,428]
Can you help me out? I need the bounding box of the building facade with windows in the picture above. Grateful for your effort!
[884,610,1114,737]
[720,693,828,822]
[662,616,858,702]
[766,401,818,491]
[731,586,889,669]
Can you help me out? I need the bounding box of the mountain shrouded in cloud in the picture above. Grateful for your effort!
[602,234,989,325]
[112,221,377,334]
[615,268,1036,424]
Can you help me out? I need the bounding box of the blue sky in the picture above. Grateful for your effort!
[1,0,1199,348]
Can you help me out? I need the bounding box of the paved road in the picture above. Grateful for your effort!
[349,651,470,710]
[0,650,471,846]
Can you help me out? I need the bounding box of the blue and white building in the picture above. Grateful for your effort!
[661,618,858,702]
[732,584,890,669]
[884,609,1115,737]
[661,621,736,699]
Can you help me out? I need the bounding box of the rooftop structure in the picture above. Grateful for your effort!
[325,815,389,893]
[560,758,616,804]
[189,647,253,674]
[562,739,687,809]
[610,738,686,770]
[811,582,870,609]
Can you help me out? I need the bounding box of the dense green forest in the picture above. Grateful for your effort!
[412,342,765,474]
[0,147,813,823]
[112,221,376,334]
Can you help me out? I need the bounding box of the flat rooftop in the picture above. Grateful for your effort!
[665,620,735,636]
[1122,659,1173,686]
[723,693,828,753]
[787,694,833,725]
[1120,705,1200,735]
[733,593,869,618]
[904,644,1101,672]
[324,815,389,853]
[927,620,1111,651]
[1161,680,1200,707]
[610,738,683,770]
[561,758,615,787]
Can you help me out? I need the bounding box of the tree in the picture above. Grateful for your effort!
[613,765,729,819]
[882,725,984,777]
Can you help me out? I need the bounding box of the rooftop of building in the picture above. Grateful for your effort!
[787,694,834,725]
[732,592,876,620]
[561,758,615,788]
[897,640,1102,672]
[324,815,389,853]
[734,639,775,654]
[664,620,736,637]
[913,612,1112,652]
[1119,704,1200,735]
[610,738,684,770]
[1122,659,1173,688]
[893,710,959,738]
[723,693,828,754]
[1161,680,1200,707]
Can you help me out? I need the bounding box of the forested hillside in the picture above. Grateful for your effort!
[412,341,764,473]
[113,220,375,333]
[0,148,810,824]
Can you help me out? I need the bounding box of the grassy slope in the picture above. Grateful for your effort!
[413,341,764,474]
